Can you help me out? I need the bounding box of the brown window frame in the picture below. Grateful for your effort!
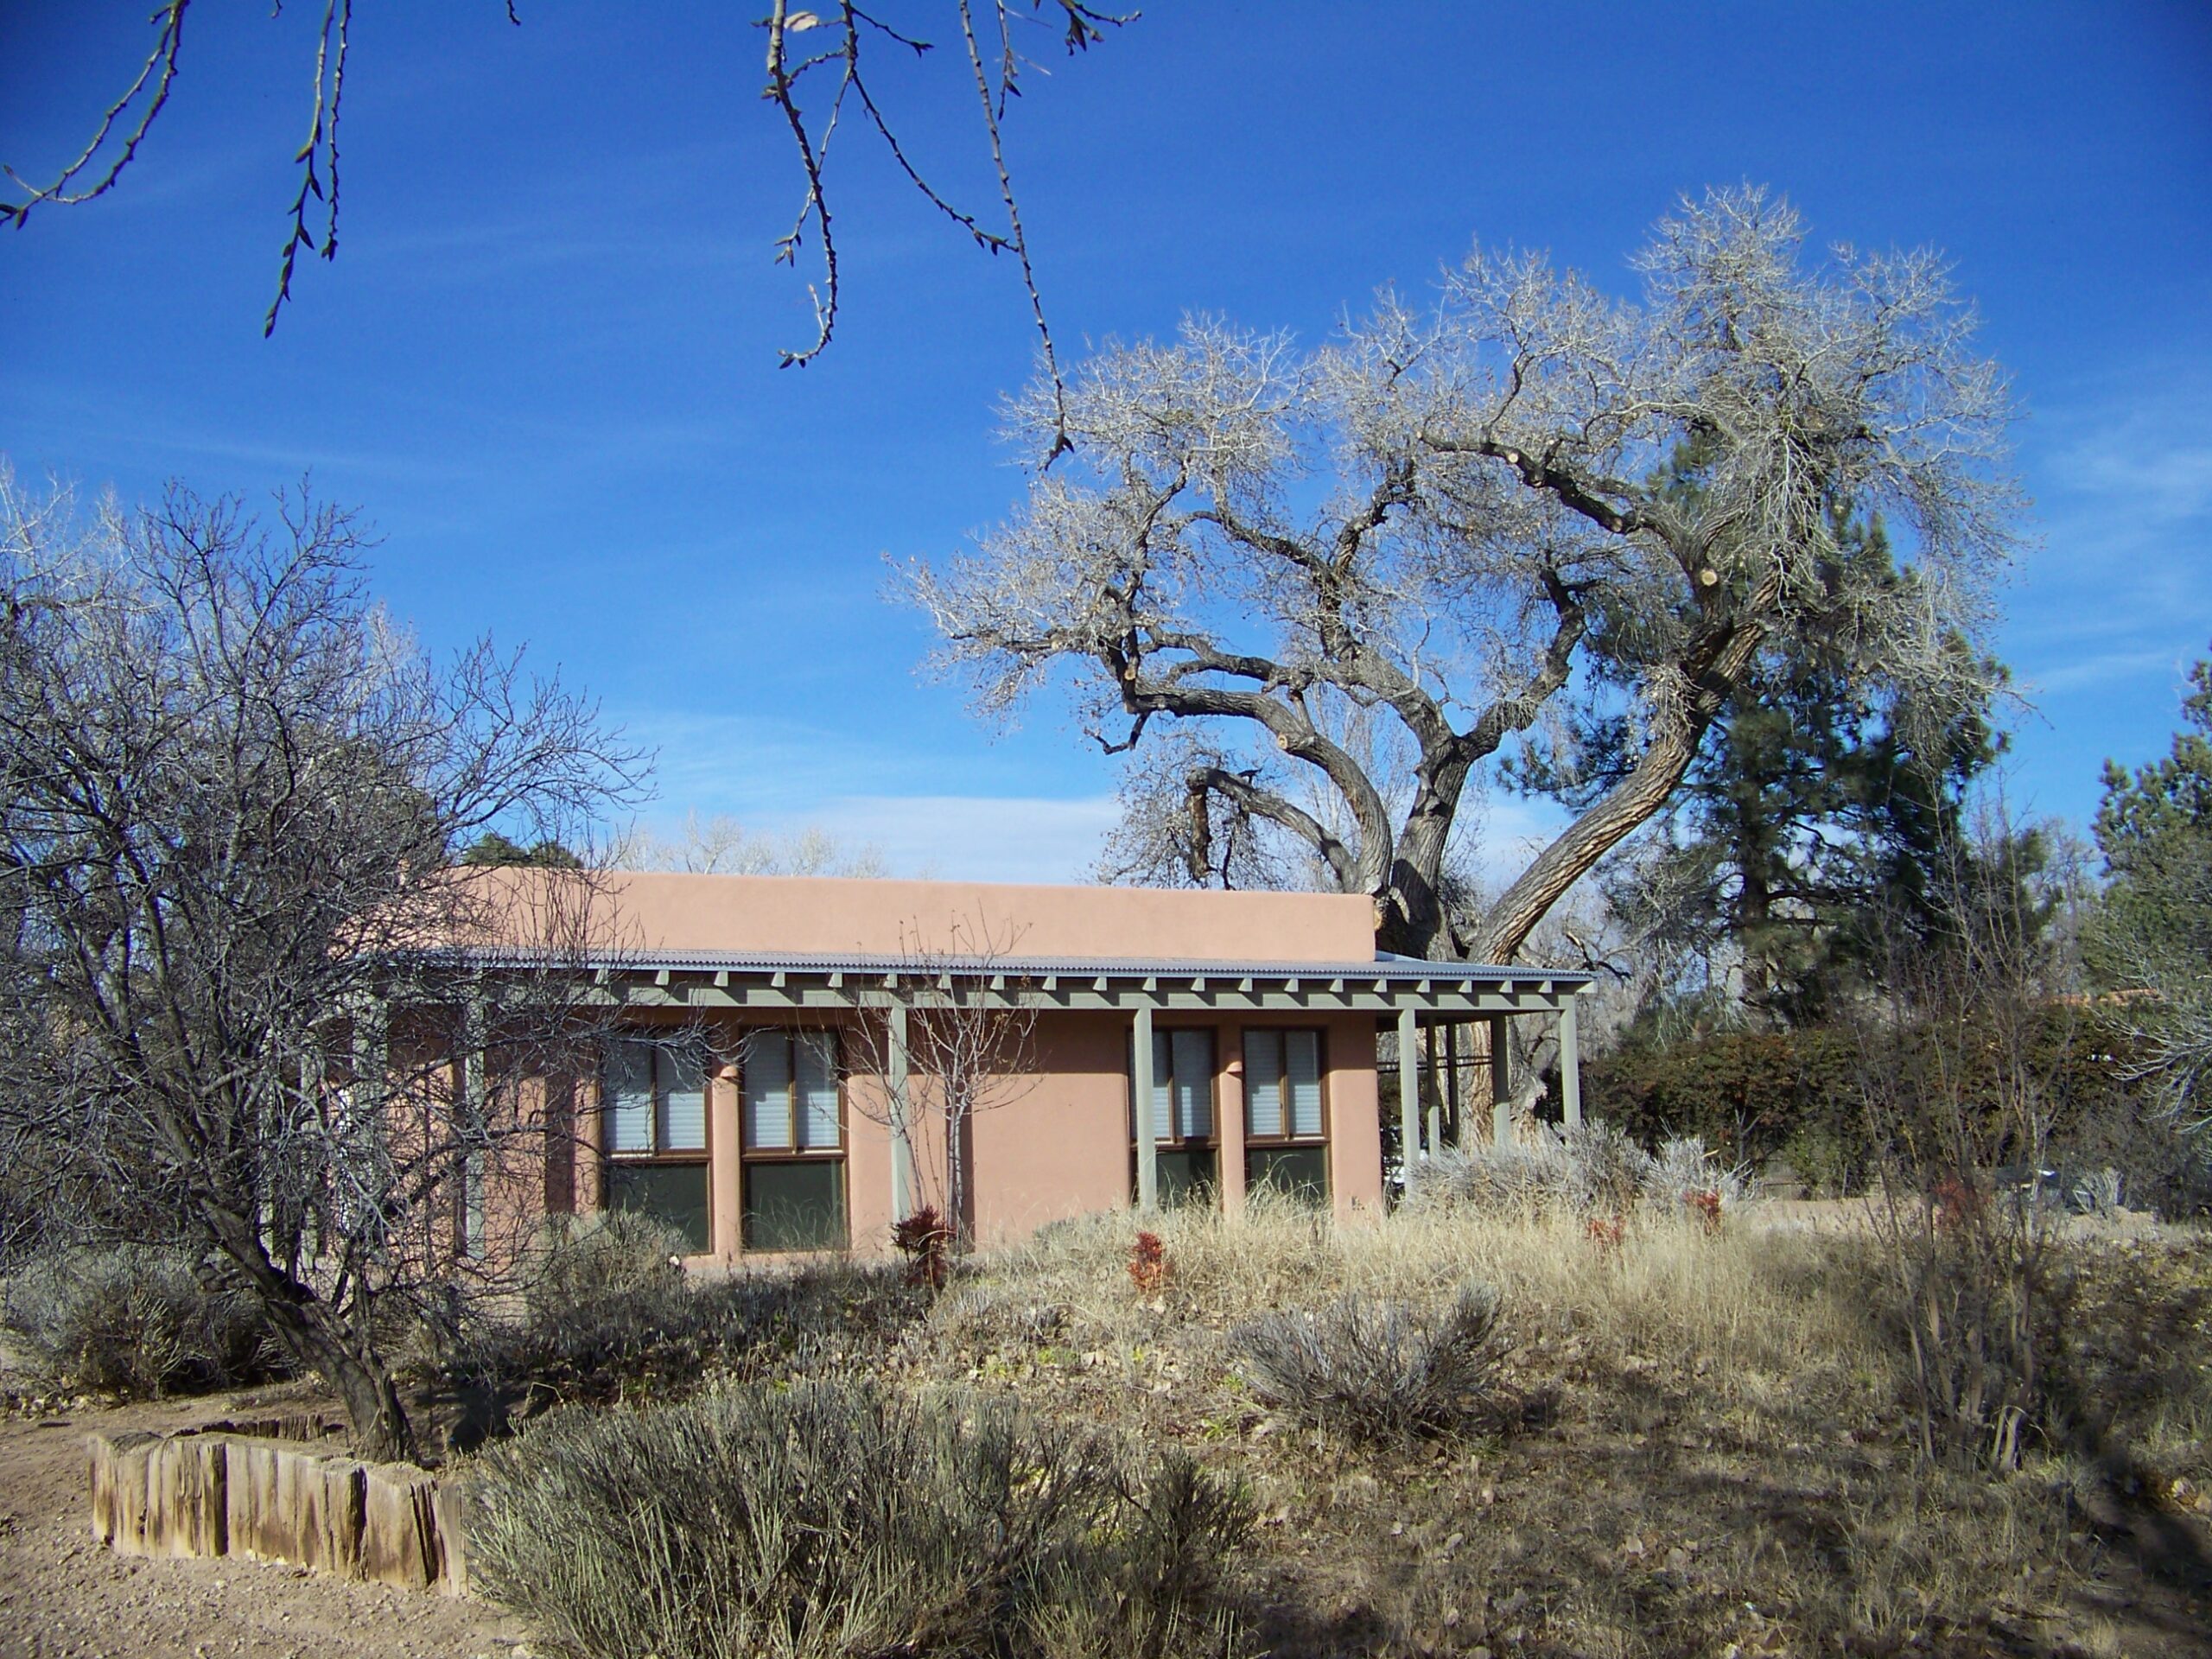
[1242,1027,1331,1202]
[1130,1026,1220,1204]
[739,1027,849,1252]
[600,1034,714,1253]
[600,1034,713,1164]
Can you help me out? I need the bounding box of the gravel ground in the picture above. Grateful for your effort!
[0,1384,520,1659]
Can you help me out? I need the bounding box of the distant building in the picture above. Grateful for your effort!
[430,873,1592,1262]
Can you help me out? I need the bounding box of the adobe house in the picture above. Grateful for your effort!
[455,873,1593,1263]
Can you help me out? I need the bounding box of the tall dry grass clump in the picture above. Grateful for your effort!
[1233,1281,1506,1444]
[467,1376,1249,1659]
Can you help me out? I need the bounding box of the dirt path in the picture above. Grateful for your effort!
[0,1385,518,1659]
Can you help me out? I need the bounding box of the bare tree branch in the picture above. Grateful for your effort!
[904,189,2017,963]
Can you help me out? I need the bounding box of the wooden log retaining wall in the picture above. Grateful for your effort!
[86,1423,471,1597]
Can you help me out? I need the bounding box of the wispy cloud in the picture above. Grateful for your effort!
[2024,646,2190,697]
[777,794,1122,884]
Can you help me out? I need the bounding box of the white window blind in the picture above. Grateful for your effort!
[1286,1030,1323,1137]
[797,1032,840,1149]
[744,1033,793,1150]
[606,1040,654,1154]
[1171,1029,1212,1139]
[1243,1030,1284,1138]
[660,1046,707,1151]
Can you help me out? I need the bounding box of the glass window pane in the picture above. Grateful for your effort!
[743,1160,846,1251]
[797,1032,841,1150]
[1249,1145,1328,1206]
[1243,1030,1284,1139]
[660,1046,707,1151]
[1155,1147,1217,1208]
[1287,1030,1324,1138]
[606,1160,710,1254]
[605,1040,654,1154]
[745,1032,793,1150]
[1171,1029,1212,1140]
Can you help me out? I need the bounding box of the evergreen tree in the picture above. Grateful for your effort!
[460,830,583,869]
[2090,650,2212,1120]
[1522,487,2005,1030]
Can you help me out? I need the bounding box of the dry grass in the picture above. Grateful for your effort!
[436,1193,2212,1657]
[906,1198,2212,1658]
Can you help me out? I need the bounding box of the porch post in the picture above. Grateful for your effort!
[887,1000,915,1220]
[1489,1013,1512,1149]
[1559,995,1583,1129]
[1133,1003,1158,1211]
[1425,1025,1443,1164]
[1395,1005,1420,1174]
[461,988,488,1258]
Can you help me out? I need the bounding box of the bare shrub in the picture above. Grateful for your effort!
[1407,1123,1747,1219]
[1648,1135,1752,1215]
[1234,1282,1506,1446]
[2,1246,283,1395]
[1855,810,2079,1472]
[520,1211,693,1332]
[467,1377,1248,1659]
[441,1236,918,1413]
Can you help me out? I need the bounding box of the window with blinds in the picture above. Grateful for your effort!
[741,1029,846,1250]
[1132,1027,1217,1206]
[601,1037,710,1252]
[1243,1027,1328,1205]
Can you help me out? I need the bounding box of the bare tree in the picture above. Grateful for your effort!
[1854,801,2077,1471]
[3,1,1125,393]
[0,473,644,1460]
[841,912,1039,1244]
[612,809,888,879]
[903,188,2018,963]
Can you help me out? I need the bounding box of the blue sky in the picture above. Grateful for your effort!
[5,2,2209,881]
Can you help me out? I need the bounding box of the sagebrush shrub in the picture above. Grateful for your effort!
[468,1377,1248,1659]
[439,1216,914,1403]
[1409,1124,1748,1219]
[1,1245,283,1395]
[1233,1281,1505,1445]
[520,1210,693,1330]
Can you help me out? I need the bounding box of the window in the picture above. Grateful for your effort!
[1132,1027,1217,1205]
[602,1038,710,1253]
[741,1029,846,1250]
[1243,1028,1328,1204]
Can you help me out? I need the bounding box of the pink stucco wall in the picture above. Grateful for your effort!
[481,874,1395,1261]
[562,1003,1389,1264]
[595,871,1379,964]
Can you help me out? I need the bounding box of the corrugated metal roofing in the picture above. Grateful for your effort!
[556,949,1592,985]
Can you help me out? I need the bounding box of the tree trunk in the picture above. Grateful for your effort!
[254,1294,421,1464]
[322,1341,421,1465]
[1473,621,1770,963]
[198,1201,423,1464]
[1376,745,1478,960]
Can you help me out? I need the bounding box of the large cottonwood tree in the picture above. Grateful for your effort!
[906,189,2018,963]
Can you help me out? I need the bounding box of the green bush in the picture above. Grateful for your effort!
[468,1377,1249,1659]
[1585,1028,1866,1178]
[1,1246,283,1395]
[1584,1012,2164,1195]
[1233,1281,1506,1446]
